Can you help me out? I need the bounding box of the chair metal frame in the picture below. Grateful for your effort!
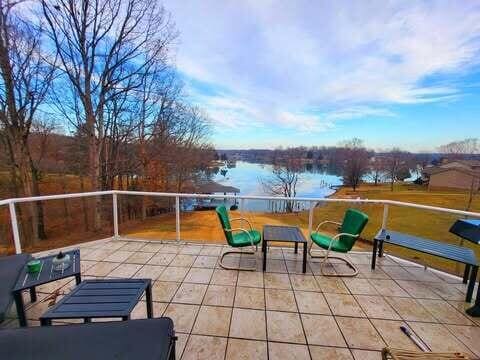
[309,220,359,277]
[220,217,258,271]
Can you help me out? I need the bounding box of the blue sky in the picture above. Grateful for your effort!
[163,0,480,151]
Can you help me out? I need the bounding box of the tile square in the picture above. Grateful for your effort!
[199,246,223,256]
[371,319,417,351]
[301,314,346,347]
[417,298,472,325]
[446,325,480,358]
[84,261,119,276]
[369,279,410,297]
[356,265,390,279]
[264,273,291,289]
[343,278,378,295]
[184,268,214,284]
[354,295,400,320]
[162,244,182,254]
[384,297,437,322]
[396,280,441,299]
[234,287,265,309]
[131,301,167,319]
[103,250,134,262]
[173,283,207,304]
[81,249,113,261]
[265,259,288,273]
[121,242,145,252]
[237,271,264,288]
[211,269,238,286]
[203,285,235,307]
[147,253,176,266]
[225,338,267,360]
[193,256,218,268]
[151,281,180,302]
[125,251,154,264]
[170,254,197,267]
[182,334,227,360]
[192,305,232,336]
[310,346,353,360]
[140,243,164,252]
[315,276,350,293]
[290,274,319,291]
[266,310,306,344]
[163,303,199,333]
[336,317,386,351]
[295,291,331,315]
[268,342,310,360]
[158,266,189,282]
[380,266,415,280]
[324,293,366,317]
[107,263,142,278]
[229,308,266,340]
[132,265,165,280]
[407,322,473,355]
[265,289,297,312]
[351,349,382,360]
[286,260,312,274]
[180,245,203,255]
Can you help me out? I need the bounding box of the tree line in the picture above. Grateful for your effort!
[0,0,214,247]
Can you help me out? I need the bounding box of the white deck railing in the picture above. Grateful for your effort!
[1,190,480,254]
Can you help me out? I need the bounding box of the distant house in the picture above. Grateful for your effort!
[423,160,480,190]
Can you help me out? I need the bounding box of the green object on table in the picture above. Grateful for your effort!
[27,259,41,273]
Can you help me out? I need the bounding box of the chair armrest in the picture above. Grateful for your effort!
[224,228,255,247]
[325,233,359,252]
[313,220,342,234]
[230,218,253,231]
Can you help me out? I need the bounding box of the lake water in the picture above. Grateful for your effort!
[211,161,342,211]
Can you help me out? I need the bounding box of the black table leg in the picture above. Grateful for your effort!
[466,279,480,317]
[146,282,153,318]
[302,242,307,273]
[29,287,37,302]
[13,290,27,327]
[371,239,378,270]
[262,240,267,272]
[378,240,384,257]
[463,265,470,284]
[75,274,82,285]
[122,315,130,321]
[40,318,51,326]
[294,242,298,254]
[466,265,478,303]
[84,317,91,323]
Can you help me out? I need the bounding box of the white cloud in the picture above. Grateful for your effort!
[164,0,480,131]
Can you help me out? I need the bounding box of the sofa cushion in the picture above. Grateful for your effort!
[0,254,32,323]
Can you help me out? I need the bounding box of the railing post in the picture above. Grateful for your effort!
[8,202,22,254]
[382,204,389,230]
[308,201,315,235]
[240,198,245,213]
[175,196,180,243]
[112,193,119,239]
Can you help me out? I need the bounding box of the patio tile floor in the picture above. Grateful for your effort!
[3,238,480,359]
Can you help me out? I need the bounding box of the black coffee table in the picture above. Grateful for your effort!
[262,225,308,273]
[12,249,81,327]
[40,278,153,326]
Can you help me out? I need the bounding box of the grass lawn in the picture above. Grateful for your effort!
[123,183,480,276]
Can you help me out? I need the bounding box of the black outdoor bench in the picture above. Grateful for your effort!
[371,229,478,303]
[0,253,32,324]
[0,317,176,360]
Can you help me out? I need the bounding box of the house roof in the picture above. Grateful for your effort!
[425,166,480,178]
[195,181,240,194]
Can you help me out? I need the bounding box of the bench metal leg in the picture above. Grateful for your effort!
[29,287,37,302]
[220,247,257,271]
[463,265,470,284]
[466,266,478,303]
[371,239,378,270]
[14,290,27,327]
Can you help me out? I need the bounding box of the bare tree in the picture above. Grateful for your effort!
[368,157,386,186]
[0,0,54,243]
[41,0,178,229]
[340,138,370,191]
[383,149,411,191]
[262,148,302,212]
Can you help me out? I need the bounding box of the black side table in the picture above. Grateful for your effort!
[40,278,153,326]
[262,225,308,273]
[12,249,81,327]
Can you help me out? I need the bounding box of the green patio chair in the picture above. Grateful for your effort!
[215,205,261,271]
[309,208,369,277]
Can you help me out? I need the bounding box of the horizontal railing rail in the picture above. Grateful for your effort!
[1,189,480,254]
